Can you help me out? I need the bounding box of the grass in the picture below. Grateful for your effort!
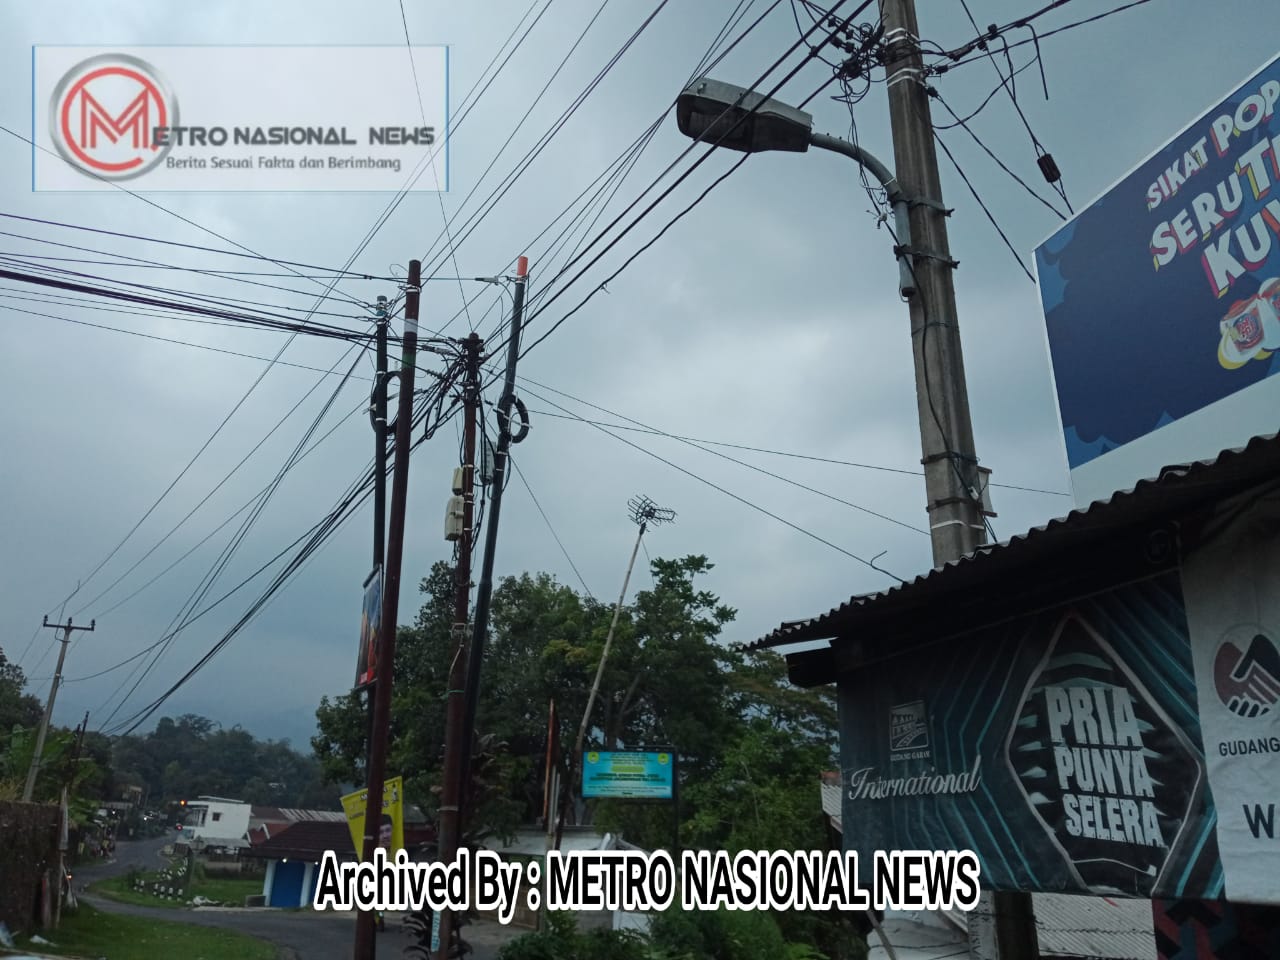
[13,902,276,960]
[92,867,264,909]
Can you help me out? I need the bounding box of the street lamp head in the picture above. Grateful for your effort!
[676,77,813,154]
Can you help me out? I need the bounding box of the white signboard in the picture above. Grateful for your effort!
[32,46,448,192]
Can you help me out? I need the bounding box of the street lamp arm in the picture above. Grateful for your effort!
[808,132,916,299]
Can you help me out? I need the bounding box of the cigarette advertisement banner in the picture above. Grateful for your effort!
[32,46,448,192]
[582,750,675,800]
[839,538,1280,905]
[341,775,405,857]
[1034,50,1280,508]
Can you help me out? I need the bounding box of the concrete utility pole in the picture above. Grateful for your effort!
[23,616,95,803]
[879,0,989,570]
[353,260,423,960]
[879,1,1035,956]
[435,331,483,960]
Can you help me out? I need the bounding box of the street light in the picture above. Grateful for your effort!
[676,76,915,298]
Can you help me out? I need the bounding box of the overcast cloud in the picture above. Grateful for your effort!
[2,0,1273,748]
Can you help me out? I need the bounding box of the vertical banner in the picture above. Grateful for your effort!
[1181,485,1280,903]
[355,566,382,689]
[341,775,405,856]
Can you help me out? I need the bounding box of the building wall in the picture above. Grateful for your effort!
[0,801,59,934]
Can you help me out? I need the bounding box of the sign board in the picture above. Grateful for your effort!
[355,566,382,689]
[32,46,448,192]
[340,775,405,856]
[581,750,674,800]
[1035,50,1280,507]
[837,494,1280,904]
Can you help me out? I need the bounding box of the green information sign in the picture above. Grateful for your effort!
[581,750,674,799]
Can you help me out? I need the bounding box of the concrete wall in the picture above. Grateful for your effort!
[0,801,59,934]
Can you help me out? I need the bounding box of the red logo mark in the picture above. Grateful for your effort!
[50,55,176,179]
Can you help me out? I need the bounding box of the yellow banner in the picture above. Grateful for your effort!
[341,775,404,856]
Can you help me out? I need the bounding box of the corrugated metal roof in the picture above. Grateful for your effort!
[745,434,1280,652]
[1034,894,1155,959]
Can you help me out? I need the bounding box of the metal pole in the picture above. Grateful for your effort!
[24,617,94,803]
[569,522,646,796]
[435,332,482,960]
[877,2,1032,956]
[353,259,423,960]
[458,256,529,808]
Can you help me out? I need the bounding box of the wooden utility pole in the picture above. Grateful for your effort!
[878,1,1033,956]
[23,616,95,803]
[353,260,423,960]
[435,331,483,960]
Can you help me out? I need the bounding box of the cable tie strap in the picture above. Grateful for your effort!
[903,196,952,215]
[921,450,979,467]
[893,244,958,269]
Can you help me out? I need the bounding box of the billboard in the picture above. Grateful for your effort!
[1035,51,1280,507]
[581,750,675,800]
[341,775,405,856]
[837,503,1280,905]
[32,46,448,192]
[355,566,382,689]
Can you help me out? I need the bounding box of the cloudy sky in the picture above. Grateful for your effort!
[2,0,1274,749]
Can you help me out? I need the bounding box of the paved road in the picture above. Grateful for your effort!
[74,837,518,960]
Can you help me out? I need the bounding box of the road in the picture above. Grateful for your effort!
[73,836,518,960]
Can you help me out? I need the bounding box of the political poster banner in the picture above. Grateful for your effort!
[837,573,1229,901]
[341,775,405,856]
[582,750,675,800]
[355,566,382,689]
[1180,483,1280,904]
[1034,50,1280,508]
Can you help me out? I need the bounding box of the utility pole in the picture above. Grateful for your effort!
[56,712,89,926]
[556,495,675,849]
[878,2,1033,957]
[357,293,390,960]
[434,331,483,960]
[23,616,95,803]
[457,256,529,812]
[353,260,423,960]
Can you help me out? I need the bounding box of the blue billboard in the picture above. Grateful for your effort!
[1036,51,1280,505]
[581,750,675,800]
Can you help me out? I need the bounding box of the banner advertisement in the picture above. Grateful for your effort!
[341,775,405,856]
[1034,51,1280,507]
[32,46,448,192]
[582,750,675,800]
[838,573,1228,901]
[1180,484,1280,904]
[355,566,382,689]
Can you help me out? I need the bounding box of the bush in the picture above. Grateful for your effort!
[498,915,653,960]
[650,909,787,960]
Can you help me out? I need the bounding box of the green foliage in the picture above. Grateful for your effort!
[18,902,276,960]
[112,712,337,807]
[649,909,787,960]
[498,915,653,960]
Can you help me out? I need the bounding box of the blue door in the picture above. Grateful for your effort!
[270,860,306,907]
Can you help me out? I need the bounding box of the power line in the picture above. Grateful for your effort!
[517,382,905,581]
[509,454,595,599]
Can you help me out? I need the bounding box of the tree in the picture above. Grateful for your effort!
[0,645,42,739]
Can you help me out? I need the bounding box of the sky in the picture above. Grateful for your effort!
[1,0,1275,751]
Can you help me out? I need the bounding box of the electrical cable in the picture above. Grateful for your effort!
[508,454,595,599]
[518,384,905,581]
